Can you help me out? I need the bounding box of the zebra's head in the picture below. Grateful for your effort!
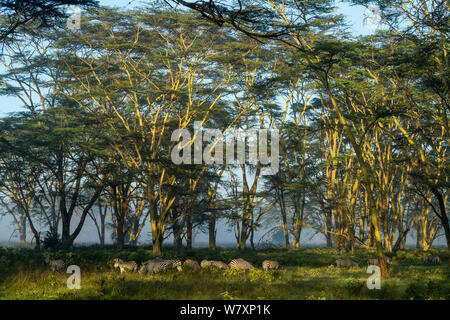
[113,258,123,268]
[138,264,147,274]
[44,254,52,264]
[172,259,182,271]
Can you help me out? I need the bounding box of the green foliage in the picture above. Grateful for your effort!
[404,281,428,300]
[0,246,448,300]
[42,230,62,251]
[344,279,365,296]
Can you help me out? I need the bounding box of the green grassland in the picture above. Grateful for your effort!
[0,246,448,300]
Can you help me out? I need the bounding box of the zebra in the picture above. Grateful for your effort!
[229,258,256,270]
[200,260,210,268]
[423,255,441,265]
[367,257,392,266]
[183,259,201,270]
[44,255,65,272]
[139,259,183,274]
[113,258,138,273]
[336,259,359,268]
[139,259,179,274]
[262,260,280,271]
[200,260,229,270]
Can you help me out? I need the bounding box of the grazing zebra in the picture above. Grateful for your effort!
[44,255,65,272]
[367,257,392,266]
[229,258,256,270]
[169,259,183,271]
[200,260,230,270]
[113,258,138,273]
[423,255,441,265]
[262,260,280,271]
[336,259,359,268]
[200,260,210,268]
[139,259,182,274]
[183,259,201,270]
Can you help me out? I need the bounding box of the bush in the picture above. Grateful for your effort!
[344,279,365,296]
[367,281,399,300]
[42,230,62,251]
[222,268,245,277]
[404,281,428,300]
[0,255,10,269]
[248,269,264,282]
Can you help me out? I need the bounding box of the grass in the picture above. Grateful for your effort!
[0,246,448,300]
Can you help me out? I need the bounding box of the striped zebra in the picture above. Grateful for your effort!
[139,259,182,274]
[183,259,201,270]
[200,260,229,270]
[336,259,359,268]
[229,258,256,270]
[423,255,441,265]
[262,260,280,271]
[44,255,65,272]
[113,258,138,273]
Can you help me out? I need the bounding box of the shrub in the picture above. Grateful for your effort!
[404,281,428,300]
[344,279,365,296]
[248,269,264,282]
[42,230,62,251]
[222,268,244,277]
[370,282,399,300]
[0,255,10,271]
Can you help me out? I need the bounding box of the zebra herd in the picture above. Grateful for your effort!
[43,253,442,274]
[112,257,281,274]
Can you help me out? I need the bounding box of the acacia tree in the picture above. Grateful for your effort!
[88,192,109,247]
[205,166,225,250]
[31,107,109,248]
[352,0,449,263]
[364,30,448,254]
[0,28,111,248]
[0,0,97,39]
[57,8,248,255]
[0,125,42,247]
[171,0,396,277]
